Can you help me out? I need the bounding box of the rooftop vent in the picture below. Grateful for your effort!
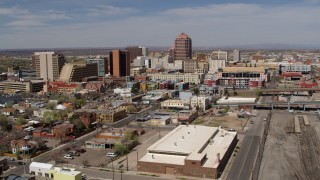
[182,136,184,139]
[174,142,177,146]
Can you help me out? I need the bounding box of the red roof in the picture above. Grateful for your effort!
[176,32,191,39]
[282,72,302,77]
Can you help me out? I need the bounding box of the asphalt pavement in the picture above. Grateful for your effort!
[227,110,268,180]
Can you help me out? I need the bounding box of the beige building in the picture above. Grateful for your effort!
[209,59,226,73]
[161,99,185,109]
[0,80,45,93]
[96,109,127,123]
[138,125,237,179]
[210,50,228,60]
[149,73,204,84]
[34,52,66,82]
[59,63,98,82]
[183,60,198,73]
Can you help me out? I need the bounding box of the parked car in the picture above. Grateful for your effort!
[17,161,26,165]
[64,154,74,159]
[250,121,254,124]
[228,129,236,132]
[68,151,80,156]
[7,157,15,161]
[76,148,86,153]
[24,126,35,132]
[23,135,33,140]
[107,152,117,157]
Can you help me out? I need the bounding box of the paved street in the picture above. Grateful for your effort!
[227,110,268,180]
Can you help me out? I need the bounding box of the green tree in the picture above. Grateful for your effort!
[43,111,61,124]
[193,87,200,95]
[113,143,129,155]
[16,117,27,125]
[47,102,57,110]
[0,115,12,132]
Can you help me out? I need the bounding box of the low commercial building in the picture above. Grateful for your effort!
[149,73,204,84]
[29,162,54,179]
[150,115,171,126]
[161,99,185,109]
[96,109,127,123]
[30,162,82,180]
[49,167,82,180]
[138,125,237,179]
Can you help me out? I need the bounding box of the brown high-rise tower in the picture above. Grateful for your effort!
[173,32,192,61]
[109,50,130,77]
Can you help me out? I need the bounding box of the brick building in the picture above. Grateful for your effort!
[138,125,237,179]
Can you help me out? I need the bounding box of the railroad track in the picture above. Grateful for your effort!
[298,118,320,180]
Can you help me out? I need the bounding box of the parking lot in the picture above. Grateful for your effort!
[61,148,113,167]
[53,126,172,170]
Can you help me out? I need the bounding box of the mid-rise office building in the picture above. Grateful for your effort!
[125,46,148,62]
[0,80,45,93]
[279,63,311,74]
[183,60,198,73]
[233,50,240,62]
[209,59,226,73]
[173,33,192,61]
[211,50,228,60]
[86,58,108,77]
[33,52,66,82]
[149,73,204,84]
[59,63,98,82]
[59,63,93,82]
[109,50,130,77]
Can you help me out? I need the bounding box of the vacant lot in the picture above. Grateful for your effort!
[259,111,320,180]
[192,113,249,131]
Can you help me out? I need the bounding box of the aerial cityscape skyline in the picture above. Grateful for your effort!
[1,0,320,49]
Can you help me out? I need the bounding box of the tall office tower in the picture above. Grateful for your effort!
[173,32,192,61]
[109,50,130,77]
[233,50,240,62]
[34,52,66,82]
[86,58,108,77]
[211,50,228,60]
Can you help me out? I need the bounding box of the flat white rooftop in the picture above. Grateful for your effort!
[34,52,55,55]
[30,162,54,170]
[140,125,237,168]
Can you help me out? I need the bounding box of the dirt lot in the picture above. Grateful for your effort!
[259,111,320,180]
[192,109,251,131]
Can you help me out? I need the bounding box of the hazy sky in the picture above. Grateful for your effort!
[1,0,320,49]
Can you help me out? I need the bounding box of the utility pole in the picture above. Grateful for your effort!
[136,148,139,170]
[126,141,129,171]
[112,158,114,180]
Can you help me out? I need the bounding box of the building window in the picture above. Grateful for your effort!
[45,173,49,177]
[30,171,35,175]
[38,172,42,176]
[51,174,54,178]
[191,161,196,165]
